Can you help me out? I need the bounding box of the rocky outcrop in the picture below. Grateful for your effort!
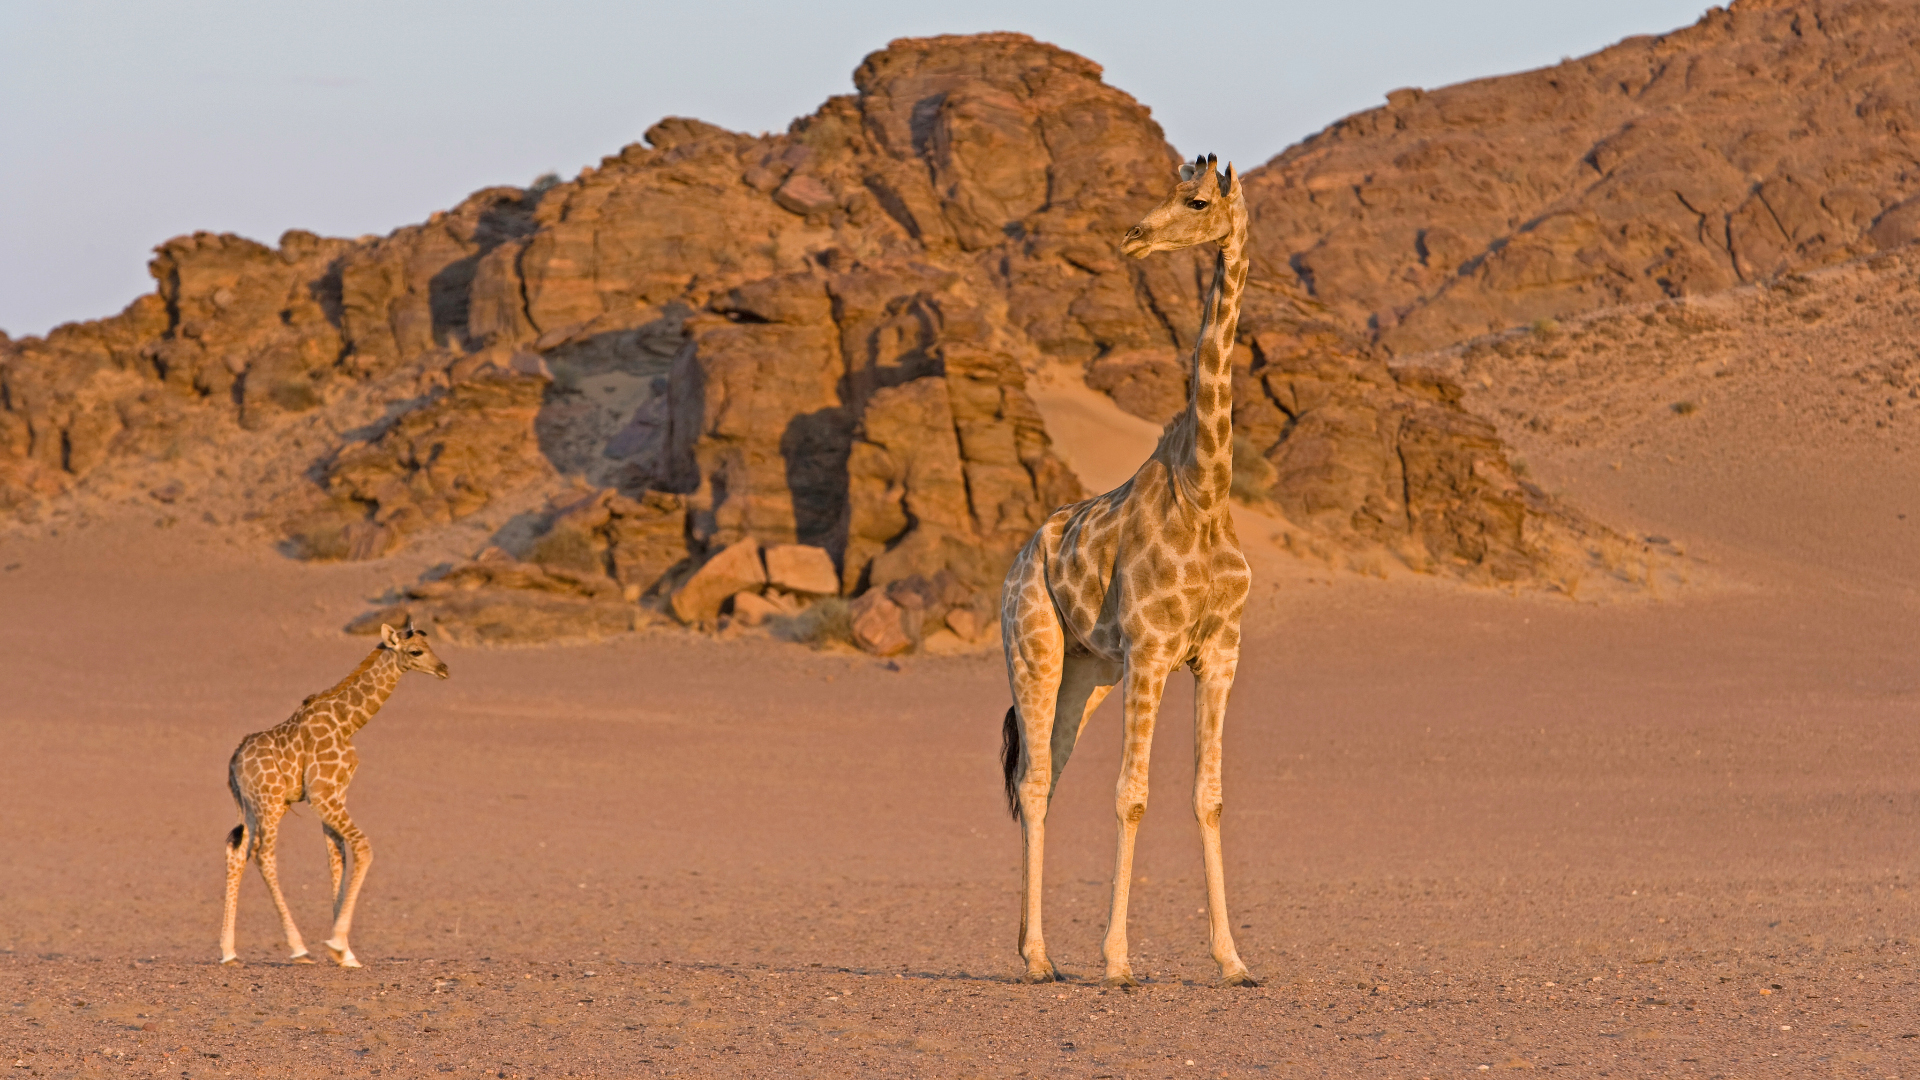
[17,21,1824,628]
[522,486,690,597]
[283,348,555,560]
[1233,327,1610,584]
[346,548,647,645]
[1242,0,1920,354]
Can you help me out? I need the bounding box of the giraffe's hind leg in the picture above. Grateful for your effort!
[323,822,348,920]
[1003,552,1067,983]
[220,821,249,964]
[251,803,311,962]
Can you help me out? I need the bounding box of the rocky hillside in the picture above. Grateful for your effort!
[1244,0,1920,355]
[9,26,1772,646]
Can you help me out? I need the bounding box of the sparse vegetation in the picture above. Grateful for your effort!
[528,172,562,196]
[1230,432,1276,505]
[771,597,853,648]
[1671,400,1700,416]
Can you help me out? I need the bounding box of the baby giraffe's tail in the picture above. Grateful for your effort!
[1000,706,1022,821]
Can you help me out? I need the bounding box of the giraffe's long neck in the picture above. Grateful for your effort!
[1180,202,1250,511]
[315,646,404,738]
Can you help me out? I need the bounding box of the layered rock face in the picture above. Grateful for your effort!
[1245,0,1920,354]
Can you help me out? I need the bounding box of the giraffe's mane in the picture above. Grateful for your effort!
[1150,411,1203,506]
[310,644,392,703]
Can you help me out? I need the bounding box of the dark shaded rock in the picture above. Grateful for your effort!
[284,349,552,560]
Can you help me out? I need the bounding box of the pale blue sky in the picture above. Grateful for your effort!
[0,1,1711,337]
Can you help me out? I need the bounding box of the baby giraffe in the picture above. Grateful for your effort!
[220,621,448,967]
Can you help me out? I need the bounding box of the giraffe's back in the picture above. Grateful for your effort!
[1030,453,1246,665]
[229,713,312,808]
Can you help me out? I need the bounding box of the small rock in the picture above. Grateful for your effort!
[945,607,978,641]
[763,544,839,595]
[773,174,838,216]
[849,590,911,656]
[731,590,782,627]
[670,539,766,624]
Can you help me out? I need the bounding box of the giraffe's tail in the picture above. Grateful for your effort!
[1001,706,1022,821]
[226,754,257,861]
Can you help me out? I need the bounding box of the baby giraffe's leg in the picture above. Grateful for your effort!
[314,798,372,968]
[252,803,310,962]
[323,822,348,920]
[220,822,250,964]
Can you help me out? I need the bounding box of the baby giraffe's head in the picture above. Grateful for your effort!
[1121,153,1240,259]
[380,620,450,679]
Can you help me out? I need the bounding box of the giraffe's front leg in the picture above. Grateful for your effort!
[313,797,371,968]
[1193,651,1256,987]
[1103,654,1171,988]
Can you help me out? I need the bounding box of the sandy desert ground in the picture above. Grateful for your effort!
[6,311,1920,1078]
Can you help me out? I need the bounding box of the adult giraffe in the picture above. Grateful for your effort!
[999,154,1256,988]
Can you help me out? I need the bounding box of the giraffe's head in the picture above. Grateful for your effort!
[380,621,450,679]
[1121,153,1242,259]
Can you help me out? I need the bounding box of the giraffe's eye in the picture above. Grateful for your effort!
[1187,199,1209,210]
[409,649,424,657]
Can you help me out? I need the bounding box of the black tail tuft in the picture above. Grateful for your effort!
[226,824,246,852]
[1000,706,1022,821]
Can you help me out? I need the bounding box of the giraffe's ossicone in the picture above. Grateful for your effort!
[220,621,448,968]
[999,154,1258,988]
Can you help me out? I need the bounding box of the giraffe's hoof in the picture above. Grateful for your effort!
[219,954,239,966]
[1021,965,1057,984]
[325,942,361,968]
[1219,970,1260,988]
[288,951,315,965]
[1101,970,1141,990]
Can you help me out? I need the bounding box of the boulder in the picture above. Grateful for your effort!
[848,590,912,656]
[763,544,840,596]
[670,538,766,624]
[730,590,783,627]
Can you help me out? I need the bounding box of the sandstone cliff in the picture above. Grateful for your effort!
[1245,0,1920,354]
[16,23,1822,637]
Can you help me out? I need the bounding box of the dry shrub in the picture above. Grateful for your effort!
[772,598,853,648]
[1229,432,1276,506]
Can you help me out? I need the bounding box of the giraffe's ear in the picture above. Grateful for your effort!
[1179,162,1196,182]
[379,623,402,648]
[1221,162,1236,196]
[1193,157,1222,198]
